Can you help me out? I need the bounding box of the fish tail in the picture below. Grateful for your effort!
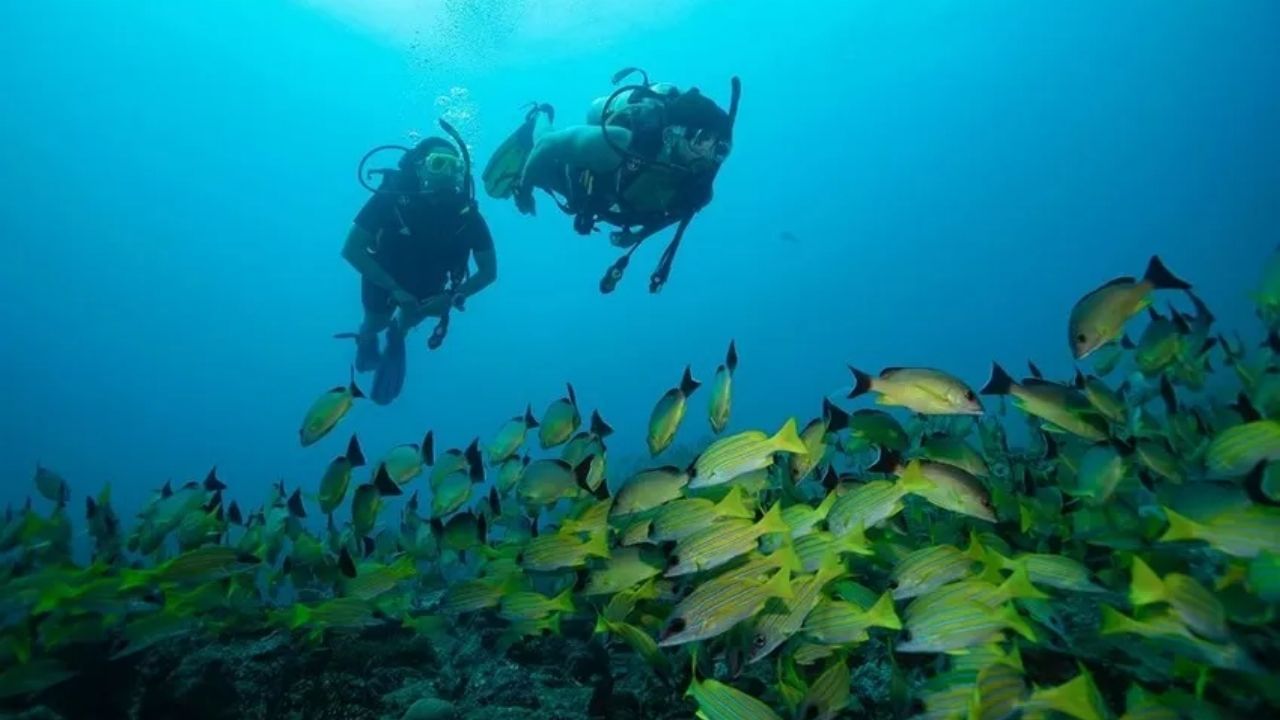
[896,461,932,495]
[1127,556,1166,606]
[287,603,312,630]
[1159,507,1203,543]
[714,486,752,519]
[756,501,789,534]
[863,590,902,631]
[680,366,702,397]
[1099,605,1140,636]
[593,613,613,636]
[823,399,851,433]
[553,586,576,613]
[998,563,1049,601]
[1002,605,1037,642]
[584,530,610,559]
[771,418,808,455]
[980,363,1014,396]
[838,522,873,556]
[764,566,794,600]
[1144,255,1191,291]
[847,366,874,399]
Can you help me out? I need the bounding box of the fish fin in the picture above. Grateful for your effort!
[465,439,485,482]
[980,363,1014,396]
[769,418,807,455]
[863,591,902,631]
[999,563,1049,601]
[1027,361,1044,380]
[1233,393,1263,423]
[346,434,366,468]
[764,566,794,600]
[757,501,789,534]
[726,340,739,374]
[1144,255,1191,291]
[524,404,540,429]
[349,366,366,399]
[679,365,702,397]
[1002,605,1037,642]
[714,486,752,518]
[1128,556,1165,606]
[287,489,307,519]
[566,383,578,409]
[896,460,931,495]
[584,530,610,559]
[1121,335,1136,350]
[1158,507,1202,543]
[203,467,226,491]
[553,585,576,613]
[339,547,357,578]
[374,465,403,497]
[822,399,850,433]
[421,431,435,465]
[847,367,874,399]
[590,410,614,438]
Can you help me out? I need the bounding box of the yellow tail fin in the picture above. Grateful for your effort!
[771,418,808,455]
[1128,556,1166,606]
[1158,507,1203,543]
[863,590,903,631]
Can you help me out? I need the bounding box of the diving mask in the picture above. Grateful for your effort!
[416,151,464,194]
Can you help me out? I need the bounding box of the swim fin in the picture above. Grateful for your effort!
[370,324,406,406]
[483,103,553,200]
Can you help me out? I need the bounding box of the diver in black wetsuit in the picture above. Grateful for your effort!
[342,125,497,405]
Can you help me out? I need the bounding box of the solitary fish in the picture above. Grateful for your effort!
[648,366,702,456]
[690,418,808,489]
[611,466,691,518]
[33,464,70,506]
[351,465,403,539]
[538,384,581,449]
[847,366,983,416]
[488,405,538,464]
[380,432,431,486]
[1069,255,1190,359]
[708,341,739,434]
[300,370,364,447]
[318,435,366,515]
[980,363,1110,442]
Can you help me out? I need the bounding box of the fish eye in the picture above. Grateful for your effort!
[753,633,767,649]
[965,390,976,401]
[667,617,687,634]
[1075,333,1088,344]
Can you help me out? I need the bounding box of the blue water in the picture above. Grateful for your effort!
[1,0,1277,522]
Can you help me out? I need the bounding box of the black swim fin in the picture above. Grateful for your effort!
[483,103,553,200]
[371,324,406,406]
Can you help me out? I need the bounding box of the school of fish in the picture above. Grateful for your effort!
[3,252,1280,718]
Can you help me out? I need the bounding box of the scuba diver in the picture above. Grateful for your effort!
[483,68,740,293]
[340,120,497,405]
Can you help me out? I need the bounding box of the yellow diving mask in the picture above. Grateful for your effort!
[417,151,464,194]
